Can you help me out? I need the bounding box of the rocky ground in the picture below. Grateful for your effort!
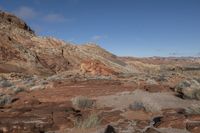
[0,10,200,133]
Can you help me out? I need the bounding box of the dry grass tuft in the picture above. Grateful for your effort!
[129,101,145,111]
[185,105,200,115]
[72,96,94,109]
[75,113,101,128]
[175,79,200,100]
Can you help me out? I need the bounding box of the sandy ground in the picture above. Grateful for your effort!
[96,89,200,112]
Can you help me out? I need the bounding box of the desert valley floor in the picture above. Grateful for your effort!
[0,10,200,133]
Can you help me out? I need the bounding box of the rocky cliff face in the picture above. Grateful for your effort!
[0,10,34,34]
[0,11,134,76]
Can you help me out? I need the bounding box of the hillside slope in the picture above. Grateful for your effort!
[0,10,135,76]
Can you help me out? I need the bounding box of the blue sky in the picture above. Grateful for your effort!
[0,0,200,57]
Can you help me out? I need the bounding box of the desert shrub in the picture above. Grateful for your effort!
[75,113,101,128]
[27,82,35,87]
[175,79,200,100]
[146,79,158,85]
[195,78,200,84]
[185,106,200,115]
[0,79,13,88]
[40,81,48,85]
[72,96,94,109]
[129,101,145,111]
[22,76,36,87]
[154,74,167,82]
[0,95,12,106]
[13,87,25,94]
[180,89,199,100]
[175,80,191,92]
[194,89,200,100]
[190,90,200,100]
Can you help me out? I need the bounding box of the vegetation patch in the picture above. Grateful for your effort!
[75,113,101,128]
[185,105,200,115]
[72,96,94,109]
[13,87,25,94]
[175,79,200,100]
[129,101,145,111]
[0,77,13,88]
[0,95,12,106]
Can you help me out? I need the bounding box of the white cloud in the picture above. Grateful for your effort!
[91,35,106,41]
[14,6,37,19]
[43,14,69,23]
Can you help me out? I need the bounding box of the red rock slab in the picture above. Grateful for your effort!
[16,80,134,103]
[100,110,123,125]
[155,114,187,129]
[187,114,200,121]
[186,122,200,133]
[121,110,152,121]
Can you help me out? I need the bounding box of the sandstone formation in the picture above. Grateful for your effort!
[0,10,200,133]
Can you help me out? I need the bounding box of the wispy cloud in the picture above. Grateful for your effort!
[169,52,180,56]
[14,6,37,19]
[13,6,71,24]
[92,35,102,41]
[90,35,107,42]
[31,24,43,34]
[43,13,70,23]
